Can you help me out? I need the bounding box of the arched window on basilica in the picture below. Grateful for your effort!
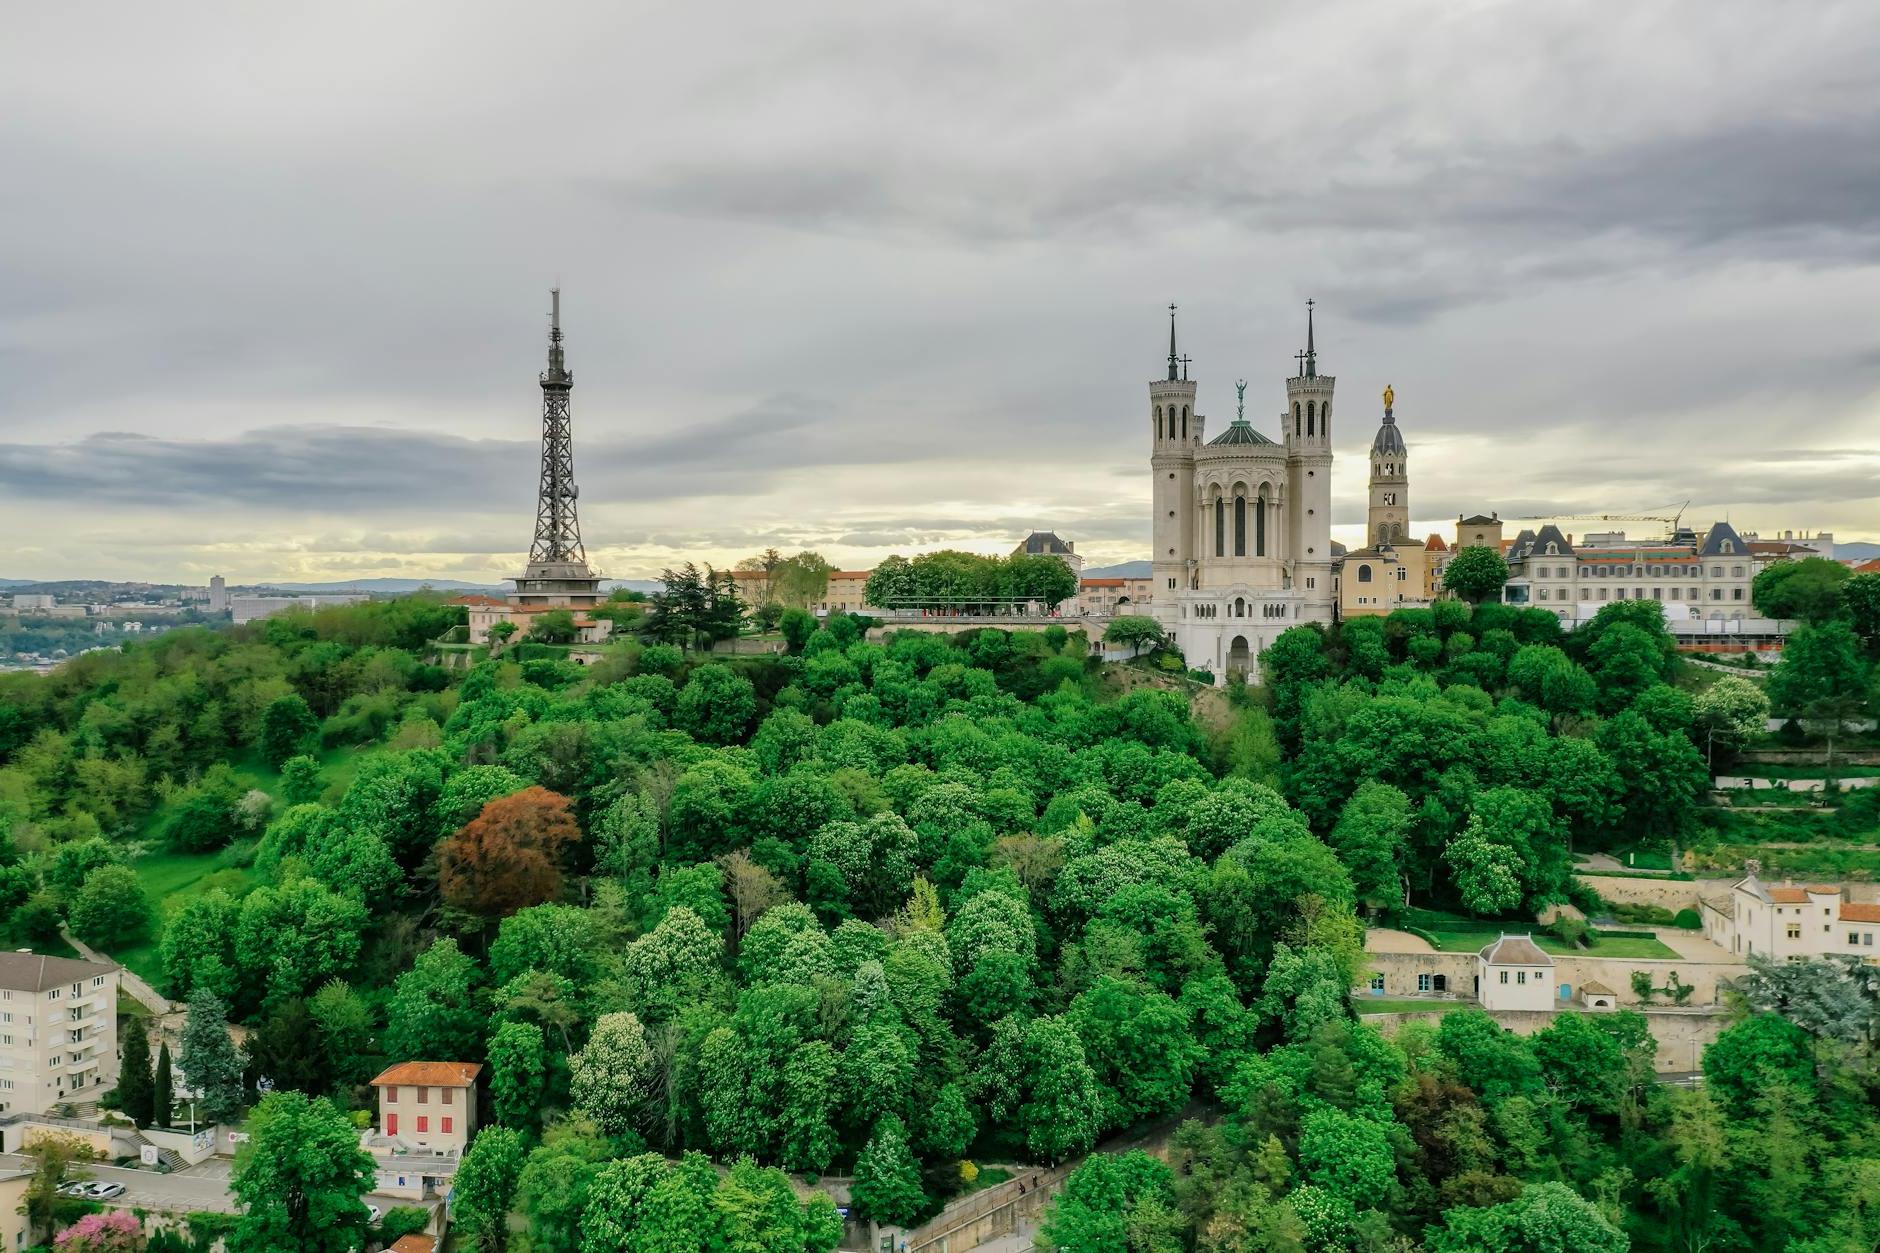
[1233,494,1247,557]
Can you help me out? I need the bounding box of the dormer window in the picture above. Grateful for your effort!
[1545,543,1558,555]
[1721,541,1734,553]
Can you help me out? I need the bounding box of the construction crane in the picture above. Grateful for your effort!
[1508,500,1691,534]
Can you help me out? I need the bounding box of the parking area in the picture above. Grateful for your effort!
[0,1154,238,1215]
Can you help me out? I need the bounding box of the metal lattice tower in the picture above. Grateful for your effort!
[530,288,586,564]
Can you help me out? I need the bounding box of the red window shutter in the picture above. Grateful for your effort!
[417,1117,428,1133]
[442,1087,453,1105]
[386,1112,397,1136]
[385,1086,397,1102]
[442,1117,452,1134]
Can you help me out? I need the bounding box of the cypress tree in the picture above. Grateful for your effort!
[153,1041,175,1129]
[117,1015,155,1126]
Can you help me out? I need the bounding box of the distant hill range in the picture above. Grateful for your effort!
[258,578,507,594]
[259,577,664,595]
[1084,560,1151,579]
[1841,541,1879,562]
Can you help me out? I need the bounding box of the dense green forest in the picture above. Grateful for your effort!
[2,590,1878,1252]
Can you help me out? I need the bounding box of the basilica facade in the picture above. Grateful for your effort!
[1150,307,1338,681]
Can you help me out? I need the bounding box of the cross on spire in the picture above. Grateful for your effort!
[1166,303,1179,382]
[1180,354,1191,381]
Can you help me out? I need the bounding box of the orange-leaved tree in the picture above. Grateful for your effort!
[439,786,583,916]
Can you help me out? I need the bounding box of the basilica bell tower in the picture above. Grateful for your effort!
[1283,301,1335,618]
[1150,304,1199,628]
[1368,386,1409,546]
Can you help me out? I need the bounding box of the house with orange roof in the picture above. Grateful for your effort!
[1074,575,1153,618]
[453,595,611,650]
[1700,871,1870,961]
[371,1062,481,1155]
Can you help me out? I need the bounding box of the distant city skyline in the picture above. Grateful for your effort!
[3,3,1877,585]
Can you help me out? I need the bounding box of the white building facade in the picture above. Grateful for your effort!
[0,953,121,1117]
[1503,523,1763,624]
[1152,307,1336,682]
[1701,873,1880,963]
[1476,935,1556,1011]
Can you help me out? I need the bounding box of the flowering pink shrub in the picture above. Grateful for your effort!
[54,1210,144,1252]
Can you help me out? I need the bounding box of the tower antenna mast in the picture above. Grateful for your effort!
[531,287,585,565]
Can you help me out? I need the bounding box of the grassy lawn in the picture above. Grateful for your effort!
[1609,848,1676,870]
[1419,929,1680,960]
[115,843,261,987]
[1355,998,1471,1016]
[1400,909,1680,959]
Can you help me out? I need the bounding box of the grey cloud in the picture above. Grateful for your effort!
[0,397,923,511]
[1,0,1878,585]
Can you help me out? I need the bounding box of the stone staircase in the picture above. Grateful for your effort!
[126,1131,186,1172]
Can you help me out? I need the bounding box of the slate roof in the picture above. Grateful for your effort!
[1735,874,1773,903]
[1699,521,1747,557]
[1371,413,1406,456]
[0,951,117,993]
[1206,420,1277,447]
[1017,532,1075,556]
[1478,934,1554,966]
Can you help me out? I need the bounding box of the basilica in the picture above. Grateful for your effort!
[1149,305,1344,681]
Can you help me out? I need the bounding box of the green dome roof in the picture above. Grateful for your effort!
[1207,420,1276,447]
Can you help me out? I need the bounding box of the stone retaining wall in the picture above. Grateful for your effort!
[1362,1007,1729,1073]
[1364,949,1744,1007]
[1576,873,1717,911]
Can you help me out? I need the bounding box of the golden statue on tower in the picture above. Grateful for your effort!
[1382,384,1394,411]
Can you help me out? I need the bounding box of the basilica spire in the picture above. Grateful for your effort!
[1304,298,1317,379]
[1167,303,1179,382]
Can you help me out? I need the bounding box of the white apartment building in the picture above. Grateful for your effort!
[0,952,121,1117]
[1702,873,1880,963]
[230,593,371,625]
[1503,522,1764,624]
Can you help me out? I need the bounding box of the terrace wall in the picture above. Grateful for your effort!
[1362,1007,1730,1074]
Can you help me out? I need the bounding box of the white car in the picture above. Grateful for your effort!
[56,1181,88,1197]
[84,1181,128,1200]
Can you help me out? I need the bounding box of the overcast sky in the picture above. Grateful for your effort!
[3,1,1877,585]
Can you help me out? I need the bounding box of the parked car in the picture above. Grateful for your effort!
[84,1181,128,1200]
[56,1180,88,1197]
